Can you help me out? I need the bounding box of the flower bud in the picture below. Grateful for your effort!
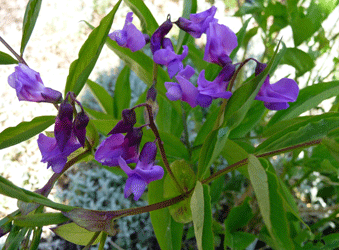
[73,111,89,147]
[150,15,173,54]
[55,102,74,151]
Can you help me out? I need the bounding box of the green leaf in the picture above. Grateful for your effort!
[91,119,119,135]
[268,81,339,126]
[0,116,55,150]
[201,184,214,250]
[163,160,196,223]
[6,227,28,250]
[191,181,204,250]
[322,137,339,162]
[281,48,315,77]
[148,178,183,250]
[64,0,122,96]
[13,213,69,227]
[224,231,256,250]
[249,156,294,249]
[124,0,158,34]
[263,116,311,137]
[0,51,18,64]
[113,66,131,118]
[248,155,271,232]
[224,197,253,233]
[51,223,102,246]
[175,0,197,54]
[86,79,114,115]
[230,17,252,60]
[83,107,114,121]
[20,0,42,55]
[256,113,339,154]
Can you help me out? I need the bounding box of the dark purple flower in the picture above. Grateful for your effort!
[150,16,173,54]
[54,102,73,152]
[73,111,89,147]
[165,65,212,108]
[95,128,142,167]
[254,62,299,110]
[38,133,81,173]
[108,12,147,52]
[197,63,234,99]
[175,6,217,38]
[153,38,189,78]
[118,142,164,200]
[204,22,238,67]
[7,64,62,103]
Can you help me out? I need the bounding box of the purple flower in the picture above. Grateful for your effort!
[108,12,147,52]
[150,16,173,54]
[38,133,81,173]
[197,63,234,99]
[118,142,164,200]
[175,6,217,38]
[95,128,142,167]
[108,109,136,135]
[7,63,62,103]
[204,22,238,67]
[255,63,299,110]
[153,38,189,78]
[165,65,212,108]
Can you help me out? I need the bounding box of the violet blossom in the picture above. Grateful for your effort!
[204,22,238,67]
[118,142,164,200]
[38,133,81,173]
[255,63,299,110]
[197,63,235,99]
[73,111,89,147]
[175,6,217,38]
[153,38,189,78]
[7,63,62,103]
[94,128,142,167]
[54,102,74,152]
[165,65,212,108]
[108,12,148,52]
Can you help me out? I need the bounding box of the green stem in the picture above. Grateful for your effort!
[83,231,101,250]
[98,232,108,250]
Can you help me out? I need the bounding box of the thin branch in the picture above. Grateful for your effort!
[0,36,28,65]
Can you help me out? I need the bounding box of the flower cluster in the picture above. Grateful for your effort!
[95,108,164,200]
[109,7,299,110]
[37,93,89,173]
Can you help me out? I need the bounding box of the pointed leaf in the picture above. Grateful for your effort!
[281,48,315,77]
[0,51,18,65]
[86,79,114,115]
[0,116,55,149]
[20,0,42,55]
[191,181,204,250]
[114,66,131,118]
[64,0,122,96]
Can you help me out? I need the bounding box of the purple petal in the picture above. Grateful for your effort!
[197,70,232,99]
[165,82,182,101]
[54,117,73,152]
[118,157,134,176]
[196,93,212,108]
[264,102,290,110]
[94,133,125,166]
[38,133,81,173]
[175,75,199,108]
[73,112,89,147]
[139,142,157,165]
[124,175,147,201]
[204,22,237,66]
[167,60,184,79]
[134,165,164,184]
[177,65,195,80]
